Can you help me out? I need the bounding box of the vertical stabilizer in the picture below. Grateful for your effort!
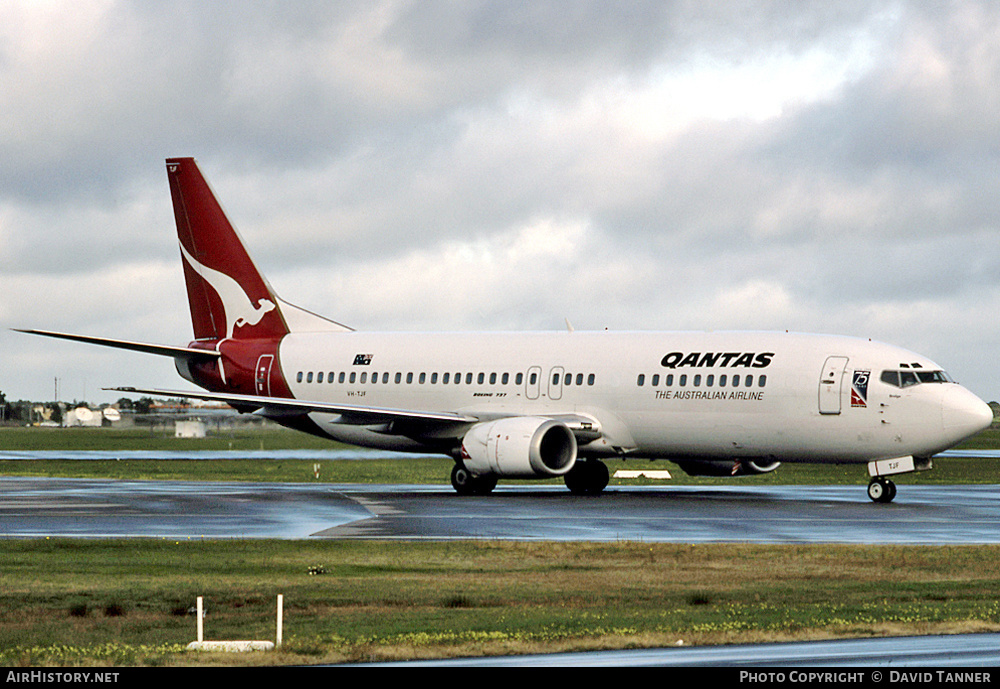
[167,157,289,341]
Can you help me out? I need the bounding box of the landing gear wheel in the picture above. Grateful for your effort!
[450,463,497,496]
[565,460,610,496]
[867,477,897,503]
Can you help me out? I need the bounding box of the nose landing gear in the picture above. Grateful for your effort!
[867,476,897,503]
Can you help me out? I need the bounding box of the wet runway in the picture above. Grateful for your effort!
[4,478,1000,543]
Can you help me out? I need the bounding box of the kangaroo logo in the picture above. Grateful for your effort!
[179,242,276,339]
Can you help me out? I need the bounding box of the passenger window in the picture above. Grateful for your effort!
[588,374,595,386]
[478,373,485,384]
[516,373,524,385]
[719,374,727,387]
[576,373,583,386]
[349,372,356,384]
[466,373,473,384]
[406,372,414,384]
[297,372,303,383]
[637,374,645,386]
[340,372,346,384]
[491,373,498,385]
[694,375,701,387]
[758,375,766,387]
[394,372,401,384]
[529,372,537,385]
[665,374,673,386]
[706,375,714,387]
[360,372,367,384]
[679,375,687,386]
[651,374,659,386]
[732,375,740,387]
[307,372,314,383]
[442,372,450,384]
[502,373,510,385]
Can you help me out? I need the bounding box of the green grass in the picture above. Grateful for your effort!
[0,425,337,452]
[2,540,999,666]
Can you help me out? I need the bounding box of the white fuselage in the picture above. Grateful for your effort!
[276,330,991,465]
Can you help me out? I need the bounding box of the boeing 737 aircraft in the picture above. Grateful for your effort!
[19,158,994,502]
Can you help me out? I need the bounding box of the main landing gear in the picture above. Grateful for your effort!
[449,459,611,496]
[450,463,498,496]
[867,476,897,504]
[563,459,610,496]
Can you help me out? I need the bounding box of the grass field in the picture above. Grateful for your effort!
[1,424,999,666]
[3,540,1000,666]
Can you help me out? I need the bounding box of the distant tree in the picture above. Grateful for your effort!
[5,400,31,424]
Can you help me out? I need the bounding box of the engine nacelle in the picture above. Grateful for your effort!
[675,459,781,477]
[461,417,577,478]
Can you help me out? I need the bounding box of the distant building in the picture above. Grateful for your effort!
[64,407,101,427]
[61,406,124,428]
[175,420,207,438]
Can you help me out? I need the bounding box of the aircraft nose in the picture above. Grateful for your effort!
[942,385,993,439]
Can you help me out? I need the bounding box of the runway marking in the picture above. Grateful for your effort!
[343,494,404,517]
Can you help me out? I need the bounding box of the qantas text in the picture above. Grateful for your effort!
[660,352,774,369]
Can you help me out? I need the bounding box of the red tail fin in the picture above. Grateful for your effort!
[166,158,289,341]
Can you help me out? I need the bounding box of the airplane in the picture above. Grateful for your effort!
[18,157,994,502]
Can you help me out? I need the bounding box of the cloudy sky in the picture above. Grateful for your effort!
[2,0,999,405]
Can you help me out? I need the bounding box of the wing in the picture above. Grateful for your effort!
[106,386,479,425]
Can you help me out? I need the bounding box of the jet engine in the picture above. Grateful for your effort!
[674,459,781,477]
[461,417,577,478]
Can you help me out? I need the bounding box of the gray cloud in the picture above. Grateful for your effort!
[2,0,999,403]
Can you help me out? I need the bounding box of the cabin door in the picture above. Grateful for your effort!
[818,356,849,415]
[255,354,274,396]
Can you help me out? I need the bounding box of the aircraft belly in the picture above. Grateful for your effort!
[309,413,438,453]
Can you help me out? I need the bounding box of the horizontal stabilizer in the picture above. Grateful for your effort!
[13,329,221,362]
[107,386,478,425]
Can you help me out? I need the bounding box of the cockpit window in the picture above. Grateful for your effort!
[916,370,953,384]
[880,369,953,388]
